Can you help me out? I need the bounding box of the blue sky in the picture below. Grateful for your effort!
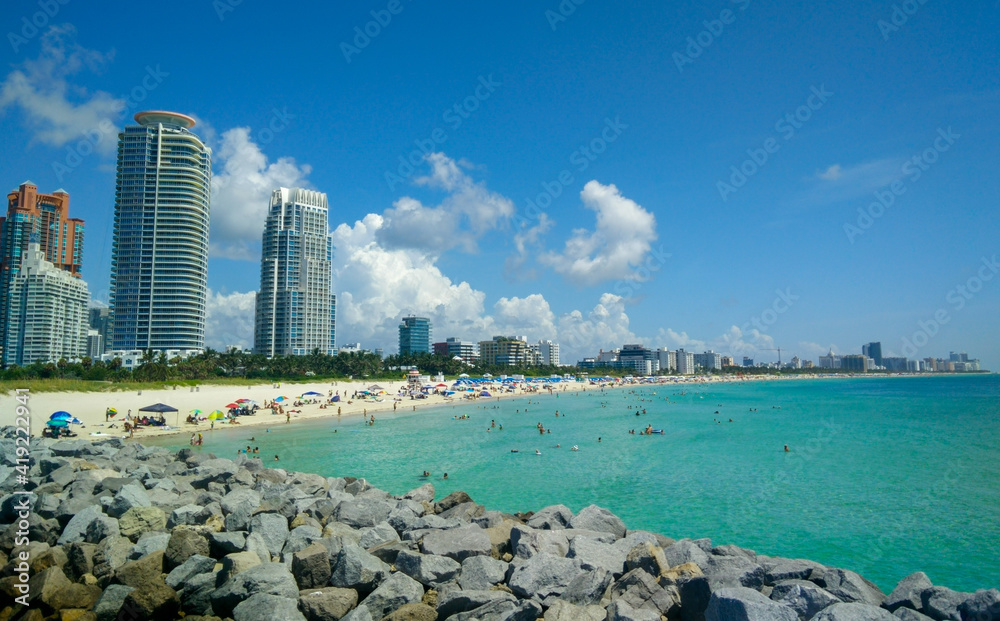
[1,0,998,368]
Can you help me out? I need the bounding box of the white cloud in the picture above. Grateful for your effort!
[209,127,312,260]
[0,25,123,154]
[817,164,842,180]
[541,181,658,286]
[557,294,638,356]
[716,325,775,360]
[656,328,707,353]
[505,213,554,279]
[205,290,256,350]
[801,158,905,204]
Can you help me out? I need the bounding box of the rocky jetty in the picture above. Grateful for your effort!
[1,430,998,621]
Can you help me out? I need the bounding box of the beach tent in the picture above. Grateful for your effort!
[208,410,225,420]
[331,395,340,402]
[302,391,322,396]
[49,411,73,420]
[368,385,384,392]
[480,391,491,397]
[139,402,179,426]
[459,373,470,378]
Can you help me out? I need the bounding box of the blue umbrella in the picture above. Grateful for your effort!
[46,419,69,427]
[50,411,73,420]
[68,417,83,425]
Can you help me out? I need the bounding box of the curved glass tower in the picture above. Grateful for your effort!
[110,111,211,353]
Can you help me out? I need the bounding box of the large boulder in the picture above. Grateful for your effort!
[611,567,678,617]
[544,599,607,621]
[395,549,461,586]
[335,497,395,529]
[233,592,306,621]
[420,524,491,562]
[705,587,798,621]
[329,542,390,596]
[762,557,826,584]
[292,542,332,589]
[299,586,360,621]
[358,571,424,618]
[435,589,516,619]
[118,506,167,541]
[211,562,300,618]
[129,531,171,559]
[921,586,971,621]
[885,572,933,612]
[958,589,1000,621]
[383,603,438,621]
[403,483,435,504]
[664,539,711,570]
[607,599,662,621]
[56,504,105,545]
[811,602,896,620]
[508,552,587,601]
[108,482,152,518]
[527,504,574,530]
[249,512,290,558]
[164,528,210,570]
[568,504,626,539]
[813,568,887,607]
[165,553,216,590]
[568,535,628,576]
[114,550,165,589]
[119,579,181,619]
[93,583,135,621]
[770,579,841,619]
[221,551,265,582]
[459,554,508,591]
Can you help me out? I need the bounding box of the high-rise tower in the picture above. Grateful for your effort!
[398,316,431,355]
[254,188,336,357]
[109,111,211,353]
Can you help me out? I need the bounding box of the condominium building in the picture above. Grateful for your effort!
[433,337,480,363]
[399,316,431,355]
[532,340,560,366]
[841,354,870,372]
[818,350,841,369]
[109,111,211,353]
[657,348,677,373]
[254,188,336,357]
[1,182,83,358]
[3,242,89,365]
[693,350,722,371]
[479,336,530,366]
[89,306,112,354]
[676,349,695,374]
[862,342,883,367]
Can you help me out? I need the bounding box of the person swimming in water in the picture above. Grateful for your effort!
[784,445,789,452]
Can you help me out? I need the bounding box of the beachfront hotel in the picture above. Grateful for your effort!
[254,187,337,357]
[3,241,89,365]
[399,316,431,355]
[109,111,212,354]
[0,182,83,360]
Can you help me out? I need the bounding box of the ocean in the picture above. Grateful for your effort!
[145,374,1000,593]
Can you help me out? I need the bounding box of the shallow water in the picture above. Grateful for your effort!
[146,374,1000,592]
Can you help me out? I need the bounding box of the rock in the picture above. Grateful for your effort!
[119,579,181,619]
[885,572,934,613]
[607,599,662,621]
[958,589,1000,621]
[335,498,395,529]
[663,539,711,570]
[358,521,400,550]
[178,570,221,616]
[420,524,491,562]
[508,552,586,600]
[221,551,264,581]
[511,524,570,559]
[114,550,165,589]
[484,518,518,559]
[129,531,171,559]
[770,579,841,619]
[249,512,290,558]
[382,602,437,621]
[341,606,374,621]
[233,592,306,621]
[38,571,102,611]
[245,531,273,564]
[165,554,216,590]
[108,483,151,518]
[164,528,210,570]
[894,609,936,621]
[403,483,435,504]
[435,491,473,513]
[56,504,105,545]
[679,574,713,621]
[292,542,332,589]
[118,506,167,541]
[298,586,359,621]
[64,542,97,582]
[329,542,390,596]
[814,568,887,607]
[222,487,261,531]
[369,540,413,565]
[568,535,628,576]
[84,514,120,544]
[435,589,516,619]
[211,562,301,618]
[209,530,247,557]
[93,584,135,621]
[544,599,607,621]
[359,571,424,618]
[527,504,574,530]
[168,503,213,528]
[611,567,679,616]
[763,557,826,584]
[811,602,896,620]
[624,542,669,579]
[560,566,613,607]
[702,554,766,590]
[92,535,133,584]
[921,586,971,621]
[459,555,508,590]
[438,501,485,522]
[395,549,461,586]
[568,504,626,539]
[705,587,798,621]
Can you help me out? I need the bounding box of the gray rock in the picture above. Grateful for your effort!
[763,557,826,584]
[958,588,1000,621]
[222,487,263,530]
[395,549,461,586]
[561,566,613,607]
[420,524,491,562]
[921,586,971,621]
[459,554,509,590]
[568,504,626,539]
[108,482,152,518]
[508,552,586,600]
[894,609,936,621]
[527,504,574,530]
[221,550,265,581]
[811,602,896,620]
[93,583,136,621]
[298,586,360,621]
[130,530,172,559]
[663,538,711,570]
[234,592,307,621]
[703,554,766,590]
[210,530,247,557]
[770,579,841,619]
[56,503,104,545]
[436,589,516,619]
[358,571,424,618]
[885,572,934,612]
[359,521,400,549]
[165,527,210,569]
[403,482,435,503]
[168,503,213,528]
[511,524,570,559]
[292,542,332,589]
[118,505,168,540]
[329,541,390,596]
[245,530,273,564]
[211,562,301,618]
[611,567,678,616]
[179,570,220,616]
[568,535,628,576]
[84,513,120,543]
[814,568,887,607]
[165,553,216,589]
[369,540,414,565]
[92,535,133,583]
[341,605,374,621]
[705,587,798,621]
[335,497,394,528]
[607,599,662,621]
[283,524,324,558]
[249,511,290,558]
[435,490,472,512]
[544,599,607,621]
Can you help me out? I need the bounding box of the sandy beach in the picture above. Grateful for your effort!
[8,372,853,442]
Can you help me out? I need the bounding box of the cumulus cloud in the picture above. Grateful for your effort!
[209,127,312,260]
[557,294,638,356]
[0,25,123,154]
[717,325,775,360]
[541,181,658,286]
[205,290,256,350]
[656,328,707,353]
[505,213,554,280]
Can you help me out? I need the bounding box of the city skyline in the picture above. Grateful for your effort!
[0,3,996,368]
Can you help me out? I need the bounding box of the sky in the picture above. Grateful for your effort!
[1,0,998,368]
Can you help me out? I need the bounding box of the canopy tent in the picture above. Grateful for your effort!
[139,402,179,426]
[367,385,384,392]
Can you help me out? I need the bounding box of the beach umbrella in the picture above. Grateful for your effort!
[331,395,341,402]
[480,391,491,397]
[274,396,288,402]
[367,384,384,392]
[436,383,447,387]
[50,411,73,420]
[224,403,239,409]
[190,409,202,414]
[302,391,322,396]
[46,419,68,427]
[235,398,251,404]
[67,417,83,425]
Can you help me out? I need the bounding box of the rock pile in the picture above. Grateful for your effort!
[0,431,997,621]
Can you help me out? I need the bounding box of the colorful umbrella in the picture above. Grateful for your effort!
[190,409,202,414]
[274,396,288,402]
[46,419,68,427]
[224,403,239,409]
[235,398,251,403]
[50,411,73,420]
[302,391,322,396]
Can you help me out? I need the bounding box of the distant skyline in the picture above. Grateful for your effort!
[0,1,997,368]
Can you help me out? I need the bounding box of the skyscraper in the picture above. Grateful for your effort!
[254,188,336,357]
[862,342,883,367]
[399,316,431,355]
[1,182,83,359]
[4,242,89,365]
[110,111,211,353]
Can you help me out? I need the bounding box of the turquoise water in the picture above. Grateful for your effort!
[146,375,1000,593]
